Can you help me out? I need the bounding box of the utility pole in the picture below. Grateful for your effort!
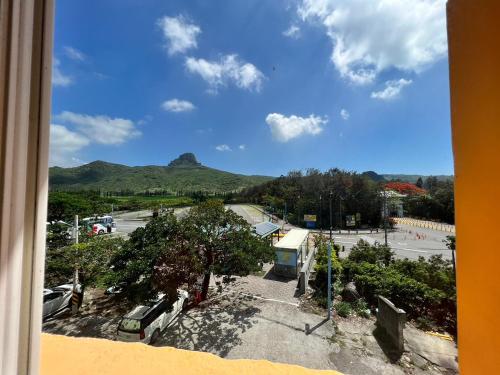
[329,191,333,241]
[297,194,301,228]
[319,194,323,233]
[339,197,343,234]
[72,214,80,314]
[327,241,332,320]
[284,201,287,224]
[383,190,388,246]
[74,214,79,244]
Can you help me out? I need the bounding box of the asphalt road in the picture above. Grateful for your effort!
[113,205,265,235]
[113,205,452,260]
[331,224,452,260]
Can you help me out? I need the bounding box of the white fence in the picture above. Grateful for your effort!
[392,217,455,233]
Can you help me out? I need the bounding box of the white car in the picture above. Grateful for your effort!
[116,289,188,345]
[42,284,75,320]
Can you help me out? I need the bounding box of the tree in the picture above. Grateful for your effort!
[416,177,423,188]
[313,235,342,297]
[110,200,274,303]
[183,200,274,299]
[45,236,124,287]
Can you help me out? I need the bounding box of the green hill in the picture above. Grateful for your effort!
[382,174,453,183]
[49,153,274,193]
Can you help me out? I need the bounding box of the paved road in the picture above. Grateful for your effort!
[113,207,191,235]
[113,205,266,236]
[330,224,452,260]
[113,206,452,260]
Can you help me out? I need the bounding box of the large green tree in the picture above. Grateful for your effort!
[110,200,274,303]
[45,235,125,287]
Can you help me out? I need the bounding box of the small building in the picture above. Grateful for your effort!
[381,190,406,218]
[252,221,281,243]
[273,229,309,278]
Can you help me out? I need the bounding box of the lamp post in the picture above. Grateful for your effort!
[329,191,333,241]
[338,197,343,234]
[383,189,388,246]
[297,194,301,228]
[327,241,332,320]
[319,194,323,233]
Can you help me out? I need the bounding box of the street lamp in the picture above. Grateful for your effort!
[338,196,343,234]
[383,189,388,246]
[329,191,333,241]
[319,194,323,233]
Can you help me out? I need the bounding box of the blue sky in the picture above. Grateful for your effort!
[50,0,453,177]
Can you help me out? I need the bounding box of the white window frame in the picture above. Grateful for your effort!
[0,1,54,374]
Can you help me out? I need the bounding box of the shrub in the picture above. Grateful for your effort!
[335,302,352,318]
[313,234,342,297]
[342,242,457,334]
[353,298,370,318]
[347,240,394,267]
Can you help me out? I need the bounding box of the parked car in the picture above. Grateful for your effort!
[116,289,189,345]
[42,284,79,320]
[82,215,117,235]
[105,282,127,295]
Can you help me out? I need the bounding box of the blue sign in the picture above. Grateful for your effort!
[305,221,316,229]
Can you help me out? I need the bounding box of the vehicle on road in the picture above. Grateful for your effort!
[82,215,117,235]
[116,289,189,345]
[43,284,81,320]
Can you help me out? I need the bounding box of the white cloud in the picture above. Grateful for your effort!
[371,78,412,100]
[52,58,72,87]
[265,113,328,142]
[64,46,86,61]
[157,15,201,56]
[215,144,232,152]
[340,108,350,120]
[283,25,301,39]
[298,0,447,85]
[49,124,89,167]
[238,144,246,150]
[54,111,141,145]
[185,55,265,93]
[161,99,196,113]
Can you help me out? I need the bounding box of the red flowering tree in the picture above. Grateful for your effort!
[385,182,426,196]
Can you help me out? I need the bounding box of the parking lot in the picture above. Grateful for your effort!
[331,224,452,260]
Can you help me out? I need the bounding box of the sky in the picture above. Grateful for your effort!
[50,0,453,177]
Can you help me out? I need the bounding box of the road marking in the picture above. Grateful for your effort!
[237,292,299,307]
[394,247,428,253]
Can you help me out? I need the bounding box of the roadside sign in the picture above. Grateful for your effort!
[346,215,356,227]
[306,221,316,229]
[355,213,361,222]
[304,214,317,222]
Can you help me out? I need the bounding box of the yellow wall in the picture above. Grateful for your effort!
[447,0,500,373]
[40,334,341,375]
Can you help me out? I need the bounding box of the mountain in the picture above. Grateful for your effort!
[49,153,274,193]
[361,171,386,182]
[382,174,453,183]
[167,152,201,167]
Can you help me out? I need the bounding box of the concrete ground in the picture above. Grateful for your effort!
[42,275,458,374]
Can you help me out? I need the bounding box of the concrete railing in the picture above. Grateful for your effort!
[298,248,317,295]
[392,217,455,233]
[377,296,406,352]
